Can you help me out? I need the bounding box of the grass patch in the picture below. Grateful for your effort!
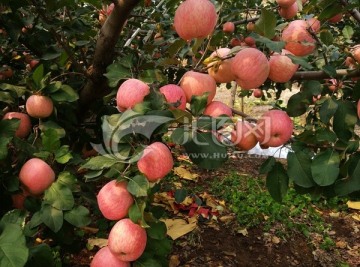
[208,171,346,238]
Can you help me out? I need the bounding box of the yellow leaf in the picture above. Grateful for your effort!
[161,218,197,240]
[352,214,360,221]
[87,238,108,250]
[174,166,199,181]
[347,201,360,210]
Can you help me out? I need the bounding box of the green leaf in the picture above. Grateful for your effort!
[311,149,340,186]
[249,32,285,53]
[127,175,150,197]
[287,55,313,70]
[342,25,354,40]
[1,210,26,226]
[104,63,132,88]
[183,132,227,170]
[170,109,192,124]
[80,155,120,170]
[28,212,43,229]
[190,93,209,117]
[0,119,20,159]
[287,151,315,188]
[254,8,276,39]
[320,31,334,45]
[334,154,360,196]
[167,39,187,57]
[139,69,166,84]
[38,121,66,138]
[316,128,337,143]
[55,145,72,164]
[50,85,79,102]
[318,3,344,21]
[266,162,289,202]
[319,97,338,124]
[0,222,29,267]
[174,188,188,203]
[32,64,44,89]
[171,127,191,145]
[333,100,357,141]
[57,172,77,191]
[0,83,26,97]
[322,65,337,78]
[286,92,308,117]
[64,206,91,227]
[41,128,61,152]
[26,244,54,267]
[259,156,276,174]
[40,205,63,232]
[146,221,167,240]
[44,182,74,210]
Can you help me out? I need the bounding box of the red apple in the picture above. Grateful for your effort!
[306,17,321,33]
[253,89,263,98]
[26,95,54,118]
[230,37,242,47]
[281,20,316,56]
[19,158,56,195]
[246,22,255,32]
[327,79,343,92]
[29,59,39,69]
[351,45,360,64]
[223,22,235,33]
[108,218,147,262]
[328,13,342,23]
[137,142,173,182]
[203,101,232,117]
[231,48,270,90]
[173,0,217,40]
[268,49,299,83]
[97,180,133,220]
[278,2,298,20]
[256,110,293,147]
[244,36,256,47]
[11,188,31,210]
[159,84,187,110]
[179,71,217,103]
[116,79,150,112]
[231,121,258,151]
[91,247,130,267]
[207,48,236,83]
[2,112,32,138]
[357,100,360,118]
[276,0,296,8]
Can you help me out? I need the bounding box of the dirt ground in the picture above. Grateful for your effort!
[169,157,360,267]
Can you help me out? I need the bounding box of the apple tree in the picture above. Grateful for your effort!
[1,0,360,266]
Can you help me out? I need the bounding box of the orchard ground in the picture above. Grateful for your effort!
[65,87,360,267]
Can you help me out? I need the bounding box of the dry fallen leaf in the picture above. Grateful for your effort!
[87,238,108,250]
[238,228,248,236]
[336,240,347,249]
[329,212,340,218]
[272,236,281,244]
[174,166,199,181]
[347,201,360,210]
[161,217,197,240]
[169,255,180,267]
[352,214,360,221]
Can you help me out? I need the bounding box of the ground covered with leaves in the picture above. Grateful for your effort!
[66,153,359,267]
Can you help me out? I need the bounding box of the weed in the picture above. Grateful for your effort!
[208,171,339,239]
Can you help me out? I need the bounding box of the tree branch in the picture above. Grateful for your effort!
[291,68,360,80]
[339,0,360,24]
[78,0,141,114]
